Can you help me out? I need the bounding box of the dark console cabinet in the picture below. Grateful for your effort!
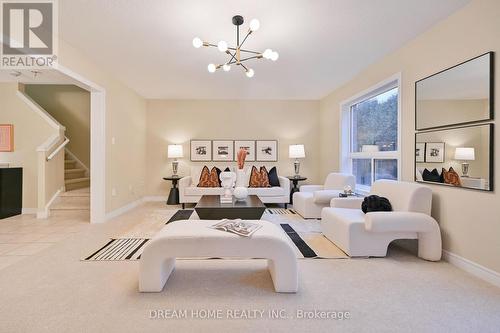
[0,168,23,219]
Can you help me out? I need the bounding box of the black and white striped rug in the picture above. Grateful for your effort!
[266,208,297,215]
[84,238,149,261]
[166,209,194,223]
[83,223,346,261]
[83,209,193,261]
[280,224,316,258]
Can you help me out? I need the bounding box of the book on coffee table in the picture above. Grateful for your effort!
[210,219,262,237]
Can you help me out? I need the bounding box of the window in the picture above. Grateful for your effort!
[341,78,400,193]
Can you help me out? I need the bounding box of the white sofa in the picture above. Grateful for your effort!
[292,173,355,218]
[179,166,290,208]
[321,180,442,261]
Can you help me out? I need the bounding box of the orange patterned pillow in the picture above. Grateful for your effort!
[442,167,462,186]
[197,166,219,187]
[249,166,271,188]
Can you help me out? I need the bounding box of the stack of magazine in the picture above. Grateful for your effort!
[210,219,262,237]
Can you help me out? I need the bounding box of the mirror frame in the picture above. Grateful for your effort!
[414,123,494,192]
[415,52,494,131]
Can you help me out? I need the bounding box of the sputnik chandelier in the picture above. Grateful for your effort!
[192,15,279,78]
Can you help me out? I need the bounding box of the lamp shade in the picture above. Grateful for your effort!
[454,147,475,161]
[289,144,305,159]
[168,145,183,158]
[361,144,380,153]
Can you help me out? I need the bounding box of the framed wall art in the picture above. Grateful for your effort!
[212,140,234,161]
[190,140,212,161]
[0,124,14,152]
[424,142,445,163]
[415,142,425,163]
[256,140,278,161]
[234,140,255,161]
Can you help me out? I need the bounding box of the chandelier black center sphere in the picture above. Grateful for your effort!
[192,15,279,78]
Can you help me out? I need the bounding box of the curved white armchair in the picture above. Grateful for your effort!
[321,180,442,261]
[293,173,355,218]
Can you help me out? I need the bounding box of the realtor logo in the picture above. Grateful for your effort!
[1,0,58,68]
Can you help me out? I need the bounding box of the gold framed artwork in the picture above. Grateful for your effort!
[0,124,14,152]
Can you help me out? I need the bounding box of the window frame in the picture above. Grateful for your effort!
[339,73,402,194]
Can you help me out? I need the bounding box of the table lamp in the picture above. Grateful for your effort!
[168,144,183,177]
[361,144,380,153]
[454,147,475,177]
[289,144,305,177]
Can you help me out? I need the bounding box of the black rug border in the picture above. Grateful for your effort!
[166,209,194,224]
[280,223,317,258]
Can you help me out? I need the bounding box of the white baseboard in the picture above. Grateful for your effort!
[105,197,144,221]
[104,196,180,221]
[142,196,168,202]
[37,188,62,219]
[21,208,38,215]
[442,250,500,288]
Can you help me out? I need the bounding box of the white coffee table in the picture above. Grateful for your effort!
[139,220,298,293]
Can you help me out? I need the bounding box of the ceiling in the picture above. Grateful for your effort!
[59,0,469,100]
[0,69,75,84]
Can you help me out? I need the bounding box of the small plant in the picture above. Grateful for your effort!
[237,148,247,170]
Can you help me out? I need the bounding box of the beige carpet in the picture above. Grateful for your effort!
[115,208,348,259]
[2,203,499,332]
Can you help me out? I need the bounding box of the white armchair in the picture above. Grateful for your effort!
[292,173,355,218]
[321,180,442,261]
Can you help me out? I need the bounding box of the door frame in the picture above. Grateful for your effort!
[55,64,106,223]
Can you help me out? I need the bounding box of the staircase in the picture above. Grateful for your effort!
[50,187,90,215]
[64,151,90,191]
[49,151,90,216]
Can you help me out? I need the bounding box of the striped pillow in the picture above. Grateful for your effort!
[249,166,271,188]
[197,166,220,187]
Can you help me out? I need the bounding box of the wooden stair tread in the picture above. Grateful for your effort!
[65,177,90,184]
[65,168,85,173]
[60,188,90,197]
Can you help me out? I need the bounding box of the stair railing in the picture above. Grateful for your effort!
[46,137,70,161]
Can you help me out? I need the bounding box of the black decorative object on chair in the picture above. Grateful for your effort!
[268,166,280,187]
[361,195,392,214]
[422,168,443,183]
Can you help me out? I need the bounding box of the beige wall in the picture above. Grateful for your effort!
[146,100,321,196]
[417,98,489,129]
[0,83,58,209]
[320,0,500,273]
[24,85,91,168]
[58,39,147,214]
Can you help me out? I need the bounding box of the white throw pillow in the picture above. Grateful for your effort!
[244,166,253,187]
[190,166,204,186]
[415,168,424,182]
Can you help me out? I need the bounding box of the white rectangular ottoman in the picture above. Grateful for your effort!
[139,220,298,293]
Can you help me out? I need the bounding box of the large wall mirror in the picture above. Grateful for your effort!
[415,124,493,191]
[416,52,494,130]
